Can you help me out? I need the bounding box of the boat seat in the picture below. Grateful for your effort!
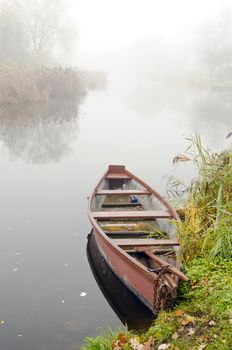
[113,238,179,247]
[93,210,172,220]
[102,203,142,208]
[95,190,150,195]
[106,173,131,179]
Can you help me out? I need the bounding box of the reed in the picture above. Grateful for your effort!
[171,133,232,261]
[0,64,86,104]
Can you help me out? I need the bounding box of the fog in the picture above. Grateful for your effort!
[0,1,232,349]
[74,0,230,71]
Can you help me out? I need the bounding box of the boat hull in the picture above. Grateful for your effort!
[92,225,155,312]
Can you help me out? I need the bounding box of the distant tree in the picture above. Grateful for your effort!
[17,0,76,62]
[0,1,28,64]
[197,5,232,79]
[0,0,77,65]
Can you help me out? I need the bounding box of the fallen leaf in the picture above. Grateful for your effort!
[178,327,184,333]
[198,336,205,343]
[158,344,170,350]
[187,328,195,336]
[143,336,154,350]
[171,332,179,340]
[129,337,144,350]
[181,315,195,325]
[208,320,216,326]
[174,310,185,317]
[118,333,127,343]
[198,345,206,350]
[112,340,121,350]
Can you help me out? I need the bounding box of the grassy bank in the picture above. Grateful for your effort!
[0,65,87,104]
[82,136,232,350]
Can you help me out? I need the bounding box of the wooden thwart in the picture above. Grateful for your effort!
[93,210,172,220]
[113,238,179,247]
[102,203,142,208]
[106,173,131,179]
[95,189,150,195]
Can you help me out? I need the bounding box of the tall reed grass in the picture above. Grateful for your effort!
[0,64,86,104]
[171,134,232,261]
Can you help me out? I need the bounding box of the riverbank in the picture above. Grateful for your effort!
[0,65,87,104]
[82,136,232,350]
[0,65,107,105]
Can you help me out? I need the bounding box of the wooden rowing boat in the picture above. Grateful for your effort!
[87,165,188,314]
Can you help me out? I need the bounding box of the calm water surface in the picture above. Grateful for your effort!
[0,77,230,349]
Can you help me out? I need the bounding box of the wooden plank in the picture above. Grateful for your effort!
[113,238,179,247]
[137,247,189,281]
[108,165,125,173]
[102,203,142,208]
[93,210,172,220]
[95,190,150,195]
[106,173,131,179]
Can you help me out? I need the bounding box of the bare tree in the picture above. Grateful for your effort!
[0,0,28,63]
[17,0,62,58]
[197,5,232,80]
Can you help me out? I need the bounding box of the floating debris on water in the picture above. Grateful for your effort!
[79,292,88,297]
[14,252,21,256]
[0,320,5,326]
[13,268,19,272]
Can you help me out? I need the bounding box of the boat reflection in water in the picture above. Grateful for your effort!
[87,232,154,331]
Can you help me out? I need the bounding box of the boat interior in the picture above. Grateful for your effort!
[91,175,181,280]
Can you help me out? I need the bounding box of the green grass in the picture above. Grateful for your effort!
[83,335,114,350]
[143,258,232,350]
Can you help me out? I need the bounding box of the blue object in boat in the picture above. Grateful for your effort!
[130,196,138,203]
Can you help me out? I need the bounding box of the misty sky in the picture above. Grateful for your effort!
[75,0,229,49]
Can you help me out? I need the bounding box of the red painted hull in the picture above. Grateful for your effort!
[93,226,155,311]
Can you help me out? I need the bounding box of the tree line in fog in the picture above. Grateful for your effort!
[0,0,88,104]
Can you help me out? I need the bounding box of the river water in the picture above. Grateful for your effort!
[0,76,231,350]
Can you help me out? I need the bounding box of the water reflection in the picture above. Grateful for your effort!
[87,232,154,331]
[0,101,81,163]
[191,91,232,142]
[114,78,231,146]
